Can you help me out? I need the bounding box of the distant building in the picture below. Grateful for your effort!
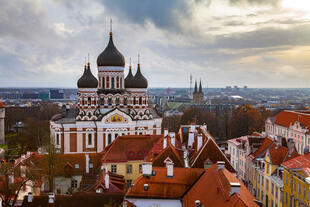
[50,89,64,100]
[192,80,204,104]
[0,101,5,144]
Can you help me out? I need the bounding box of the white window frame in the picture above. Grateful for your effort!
[86,129,95,148]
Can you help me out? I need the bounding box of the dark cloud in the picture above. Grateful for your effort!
[99,0,193,32]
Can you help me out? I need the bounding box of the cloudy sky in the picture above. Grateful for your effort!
[0,0,310,88]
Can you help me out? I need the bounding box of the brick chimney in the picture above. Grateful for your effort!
[164,128,168,137]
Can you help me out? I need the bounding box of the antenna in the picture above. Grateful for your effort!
[110,19,113,36]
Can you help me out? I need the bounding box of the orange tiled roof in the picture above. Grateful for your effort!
[282,153,310,172]
[268,143,299,165]
[151,141,185,168]
[273,110,310,129]
[126,167,204,199]
[102,135,162,162]
[182,163,259,207]
[190,138,234,172]
[0,101,5,108]
[249,137,274,159]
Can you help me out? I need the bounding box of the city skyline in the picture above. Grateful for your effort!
[0,0,310,88]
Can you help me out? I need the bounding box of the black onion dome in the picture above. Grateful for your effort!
[97,34,125,67]
[77,64,98,88]
[131,64,148,88]
[125,66,135,88]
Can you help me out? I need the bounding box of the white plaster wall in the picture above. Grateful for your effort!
[64,133,70,153]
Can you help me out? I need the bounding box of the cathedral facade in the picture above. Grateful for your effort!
[50,31,162,154]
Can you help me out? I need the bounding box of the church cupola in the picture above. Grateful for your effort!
[77,63,98,89]
[131,55,148,88]
[125,58,135,88]
[96,30,125,67]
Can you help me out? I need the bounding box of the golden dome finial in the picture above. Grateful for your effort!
[87,53,90,67]
[138,53,140,67]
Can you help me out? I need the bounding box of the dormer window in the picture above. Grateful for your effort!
[75,164,79,169]
[90,163,93,168]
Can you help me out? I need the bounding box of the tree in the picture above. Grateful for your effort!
[162,115,182,133]
[0,161,41,207]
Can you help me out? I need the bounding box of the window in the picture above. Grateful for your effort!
[55,133,60,146]
[303,186,306,200]
[126,179,132,189]
[71,180,78,189]
[106,76,110,88]
[298,183,301,195]
[294,179,296,191]
[90,163,93,168]
[111,165,117,173]
[115,133,118,139]
[116,98,120,106]
[139,164,142,173]
[120,77,123,89]
[116,76,119,88]
[88,134,92,145]
[139,97,142,105]
[111,77,115,89]
[126,164,132,174]
[108,98,112,106]
[124,98,127,105]
[275,186,278,198]
[88,97,91,106]
[75,164,79,169]
[108,134,112,144]
[271,183,274,194]
[133,97,136,105]
[102,77,105,89]
[266,179,269,191]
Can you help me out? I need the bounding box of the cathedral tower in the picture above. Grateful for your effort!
[193,80,204,104]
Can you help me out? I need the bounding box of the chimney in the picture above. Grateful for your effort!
[105,173,109,189]
[188,132,194,147]
[195,200,201,207]
[171,137,175,147]
[197,134,203,151]
[276,136,282,147]
[26,151,31,157]
[217,161,225,171]
[287,138,295,156]
[230,182,241,196]
[27,192,33,203]
[163,138,167,149]
[48,193,55,204]
[85,154,90,174]
[21,154,26,161]
[169,132,175,138]
[142,163,152,176]
[166,161,174,177]
[190,125,195,132]
[164,128,168,137]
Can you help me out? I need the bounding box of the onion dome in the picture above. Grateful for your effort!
[131,63,148,88]
[97,33,125,67]
[125,62,135,88]
[77,63,98,88]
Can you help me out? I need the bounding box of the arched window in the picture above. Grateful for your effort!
[56,134,60,145]
[139,97,142,105]
[124,98,127,105]
[88,134,92,145]
[116,76,119,88]
[88,97,91,106]
[111,77,115,89]
[120,77,123,89]
[108,134,112,144]
[116,98,120,106]
[106,76,110,88]
[108,98,112,106]
[133,97,136,105]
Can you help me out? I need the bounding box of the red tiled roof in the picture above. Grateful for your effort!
[151,141,185,168]
[191,138,234,172]
[0,102,5,108]
[282,153,310,172]
[268,143,299,165]
[249,137,274,159]
[273,110,310,129]
[182,164,258,207]
[126,167,204,199]
[102,135,162,162]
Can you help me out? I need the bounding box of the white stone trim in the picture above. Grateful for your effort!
[85,128,95,148]
[78,88,98,92]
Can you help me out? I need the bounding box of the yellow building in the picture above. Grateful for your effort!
[282,153,310,207]
[252,138,298,207]
[101,134,163,190]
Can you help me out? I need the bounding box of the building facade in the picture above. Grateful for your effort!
[0,101,5,144]
[50,30,162,154]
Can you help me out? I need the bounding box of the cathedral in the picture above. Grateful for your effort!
[192,80,204,104]
[50,29,162,154]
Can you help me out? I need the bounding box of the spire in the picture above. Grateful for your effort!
[87,53,90,68]
[199,79,203,93]
[138,53,140,67]
[194,80,198,94]
[129,57,132,69]
[109,19,113,36]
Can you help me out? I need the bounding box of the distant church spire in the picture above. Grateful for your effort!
[199,79,202,94]
[194,80,198,94]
